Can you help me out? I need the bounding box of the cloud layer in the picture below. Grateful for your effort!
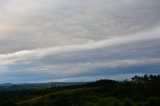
[0,0,160,83]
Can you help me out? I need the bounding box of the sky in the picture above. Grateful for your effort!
[0,0,160,83]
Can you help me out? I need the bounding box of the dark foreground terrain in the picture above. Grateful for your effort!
[0,75,160,106]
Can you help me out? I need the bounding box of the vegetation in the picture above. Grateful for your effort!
[0,74,160,106]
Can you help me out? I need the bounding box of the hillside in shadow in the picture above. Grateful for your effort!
[0,74,160,106]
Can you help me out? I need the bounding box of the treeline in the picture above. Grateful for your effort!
[0,74,160,106]
[132,74,160,81]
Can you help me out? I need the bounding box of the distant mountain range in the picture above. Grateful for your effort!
[0,82,85,90]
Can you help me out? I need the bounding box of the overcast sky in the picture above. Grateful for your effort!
[0,0,160,83]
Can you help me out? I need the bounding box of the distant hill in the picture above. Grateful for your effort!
[0,82,85,90]
[17,75,160,106]
[0,75,160,106]
[0,83,13,87]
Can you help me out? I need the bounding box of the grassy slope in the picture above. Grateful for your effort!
[14,76,160,106]
[17,87,98,106]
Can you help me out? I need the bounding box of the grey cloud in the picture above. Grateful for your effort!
[0,0,160,82]
[0,0,160,53]
[0,26,160,66]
